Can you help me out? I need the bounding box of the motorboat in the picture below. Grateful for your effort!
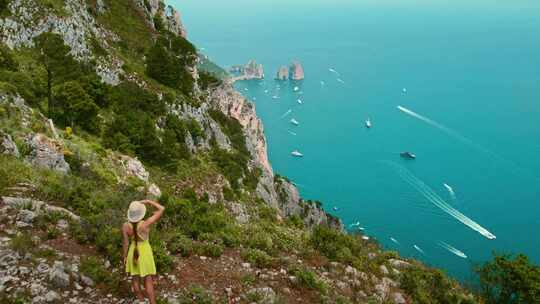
[290,118,299,126]
[400,152,416,159]
[291,150,303,157]
[365,118,372,128]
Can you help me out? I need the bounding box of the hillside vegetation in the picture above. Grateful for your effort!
[0,1,538,304]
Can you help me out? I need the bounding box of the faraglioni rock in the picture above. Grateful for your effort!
[290,60,305,80]
[276,65,289,80]
[244,59,265,79]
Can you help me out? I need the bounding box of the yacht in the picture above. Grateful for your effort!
[291,150,303,157]
[400,152,416,159]
[297,99,303,104]
[290,118,299,126]
[365,118,372,128]
[272,95,279,99]
[293,86,300,92]
[402,88,407,93]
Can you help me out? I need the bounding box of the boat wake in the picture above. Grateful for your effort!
[389,162,496,240]
[280,109,292,119]
[396,105,540,182]
[438,241,467,258]
[328,68,340,75]
[288,131,297,136]
[413,244,425,255]
[390,237,400,245]
[443,183,456,199]
[337,78,346,84]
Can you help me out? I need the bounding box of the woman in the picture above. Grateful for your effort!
[122,199,165,304]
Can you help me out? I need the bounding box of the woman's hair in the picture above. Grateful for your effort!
[132,221,140,265]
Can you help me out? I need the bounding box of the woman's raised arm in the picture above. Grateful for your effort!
[140,199,165,228]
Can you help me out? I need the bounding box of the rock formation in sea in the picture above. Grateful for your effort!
[276,65,289,80]
[290,60,305,80]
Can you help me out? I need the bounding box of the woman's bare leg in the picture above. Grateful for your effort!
[131,276,145,301]
[144,276,156,304]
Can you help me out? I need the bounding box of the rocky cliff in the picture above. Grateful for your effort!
[276,65,289,80]
[290,61,305,81]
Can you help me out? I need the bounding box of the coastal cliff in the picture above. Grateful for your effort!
[0,1,482,303]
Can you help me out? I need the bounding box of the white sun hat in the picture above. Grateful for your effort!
[127,201,146,223]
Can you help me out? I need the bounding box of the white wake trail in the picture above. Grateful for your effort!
[390,237,400,245]
[413,245,425,255]
[280,109,292,119]
[438,241,467,258]
[395,165,496,240]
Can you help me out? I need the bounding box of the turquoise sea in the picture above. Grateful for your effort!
[170,0,540,280]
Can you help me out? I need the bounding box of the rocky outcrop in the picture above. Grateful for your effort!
[229,60,264,82]
[274,177,343,230]
[276,65,289,80]
[2,196,80,221]
[135,0,187,37]
[0,131,19,158]
[25,133,70,174]
[290,61,305,80]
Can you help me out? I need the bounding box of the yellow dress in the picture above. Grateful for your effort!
[125,223,156,277]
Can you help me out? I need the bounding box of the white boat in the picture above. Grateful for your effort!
[365,118,372,128]
[264,89,269,93]
[362,236,370,241]
[297,99,303,104]
[332,206,338,211]
[402,88,407,93]
[291,150,303,157]
[293,86,299,92]
[290,118,299,126]
[272,95,279,99]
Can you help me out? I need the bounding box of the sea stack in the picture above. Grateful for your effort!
[276,65,289,80]
[244,60,264,79]
[290,61,304,80]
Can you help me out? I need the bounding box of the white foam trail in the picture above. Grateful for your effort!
[280,109,292,119]
[397,105,502,158]
[443,183,456,198]
[438,241,467,259]
[337,78,345,84]
[393,164,496,240]
[329,68,340,75]
[288,131,297,136]
[390,237,400,245]
[350,221,361,227]
[413,245,425,254]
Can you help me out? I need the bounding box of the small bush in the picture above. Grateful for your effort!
[194,242,224,258]
[290,267,328,294]
[168,233,193,257]
[10,232,35,254]
[80,256,124,294]
[242,248,274,268]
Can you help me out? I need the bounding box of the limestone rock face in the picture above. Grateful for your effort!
[276,65,289,80]
[244,60,264,79]
[290,61,305,80]
[49,261,70,288]
[118,155,149,182]
[0,131,19,158]
[25,133,70,174]
[0,0,124,85]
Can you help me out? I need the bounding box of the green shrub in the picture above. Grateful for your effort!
[167,233,193,257]
[476,253,540,304]
[242,248,274,268]
[0,43,17,71]
[176,285,214,304]
[10,232,35,254]
[80,256,125,294]
[194,242,224,258]
[310,225,361,262]
[290,267,328,294]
